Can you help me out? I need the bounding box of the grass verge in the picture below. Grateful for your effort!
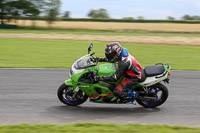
[0,38,199,70]
[0,123,200,133]
[1,29,200,37]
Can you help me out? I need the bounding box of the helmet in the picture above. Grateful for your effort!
[105,42,122,62]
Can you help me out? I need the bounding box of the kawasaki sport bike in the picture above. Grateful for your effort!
[57,43,171,108]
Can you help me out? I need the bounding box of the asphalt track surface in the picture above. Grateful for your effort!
[0,69,200,127]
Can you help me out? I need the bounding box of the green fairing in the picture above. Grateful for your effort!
[65,79,114,102]
[71,71,86,83]
[79,83,114,99]
[65,67,95,92]
[65,79,73,86]
[65,79,76,89]
[97,63,124,85]
[65,63,119,102]
[97,63,117,76]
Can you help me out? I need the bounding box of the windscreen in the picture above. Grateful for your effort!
[74,54,95,69]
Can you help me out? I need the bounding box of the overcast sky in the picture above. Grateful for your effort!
[60,0,200,19]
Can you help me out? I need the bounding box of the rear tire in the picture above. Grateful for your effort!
[57,83,88,106]
[136,83,168,108]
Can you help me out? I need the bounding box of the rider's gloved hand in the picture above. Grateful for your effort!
[91,56,99,63]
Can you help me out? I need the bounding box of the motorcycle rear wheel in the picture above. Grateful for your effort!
[136,83,168,108]
[57,83,88,106]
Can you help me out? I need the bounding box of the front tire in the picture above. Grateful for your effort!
[136,83,169,108]
[57,83,88,106]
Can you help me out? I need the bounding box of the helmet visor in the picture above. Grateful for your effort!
[105,53,117,62]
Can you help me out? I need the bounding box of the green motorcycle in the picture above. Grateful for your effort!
[57,43,171,108]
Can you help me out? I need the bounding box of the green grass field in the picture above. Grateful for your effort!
[1,29,200,37]
[0,123,200,133]
[0,38,199,70]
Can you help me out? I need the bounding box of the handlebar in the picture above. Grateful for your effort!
[90,52,95,56]
[90,53,99,65]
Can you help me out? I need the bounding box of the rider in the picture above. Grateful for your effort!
[94,42,143,101]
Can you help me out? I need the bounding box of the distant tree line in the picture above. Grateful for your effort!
[167,15,200,20]
[1,1,200,26]
[181,14,200,20]
[87,8,109,19]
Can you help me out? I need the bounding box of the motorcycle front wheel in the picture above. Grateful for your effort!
[136,83,169,108]
[57,83,88,106]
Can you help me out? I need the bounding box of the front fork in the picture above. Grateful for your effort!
[65,79,80,97]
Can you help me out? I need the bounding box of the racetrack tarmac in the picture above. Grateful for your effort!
[0,69,200,127]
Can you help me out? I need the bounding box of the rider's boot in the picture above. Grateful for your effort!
[113,89,132,103]
[119,91,133,103]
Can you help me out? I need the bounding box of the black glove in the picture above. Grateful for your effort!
[98,57,108,62]
[91,57,108,63]
[91,57,99,63]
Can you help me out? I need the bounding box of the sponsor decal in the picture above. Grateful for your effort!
[89,93,112,98]
[79,85,90,88]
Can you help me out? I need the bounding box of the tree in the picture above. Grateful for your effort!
[0,0,44,24]
[122,17,134,20]
[88,10,97,18]
[182,14,193,20]
[88,8,110,19]
[63,11,70,18]
[0,0,6,24]
[45,0,60,24]
[167,16,175,20]
[98,8,109,18]
[191,15,200,20]
[47,8,59,24]
[137,16,144,20]
[0,0,61,25]
[8,0,40,16]
[181,14,200,20]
